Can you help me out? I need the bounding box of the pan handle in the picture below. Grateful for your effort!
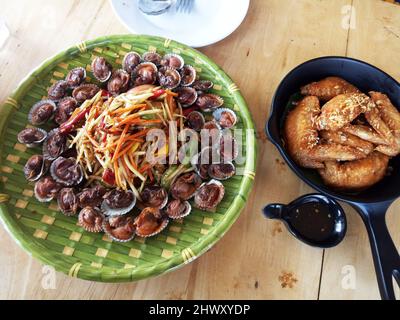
[352,201,400,300]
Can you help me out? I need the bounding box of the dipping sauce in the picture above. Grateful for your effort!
[263,194,347,248]
[287,201,335,242]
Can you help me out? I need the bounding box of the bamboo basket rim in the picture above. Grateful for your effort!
[0,34,257,282]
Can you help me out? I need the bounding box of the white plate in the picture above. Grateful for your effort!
[110,0,250,47]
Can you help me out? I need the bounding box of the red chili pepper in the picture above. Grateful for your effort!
[102,168,115,186]
[147,168,154,182]
[182,105,199,117]
[59,107,92,135]
[99,117,105,129]
[149,89,166,100]
[101,89,111,98]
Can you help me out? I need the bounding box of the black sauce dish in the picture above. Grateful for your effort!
[263,193,347,248]
[265,56,400,300]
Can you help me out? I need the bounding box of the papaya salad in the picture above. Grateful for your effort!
[66,87,180,194]
[18,52,240,242]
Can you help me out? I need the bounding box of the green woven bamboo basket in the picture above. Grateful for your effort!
[0,34,257,282]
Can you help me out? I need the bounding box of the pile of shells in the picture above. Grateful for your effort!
[17,50,240,242]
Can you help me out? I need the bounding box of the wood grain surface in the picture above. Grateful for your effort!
[0,0,399,300]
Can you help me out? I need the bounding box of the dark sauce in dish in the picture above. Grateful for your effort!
[287,201,335,243]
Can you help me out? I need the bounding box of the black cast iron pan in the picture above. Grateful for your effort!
[266,56,400,300]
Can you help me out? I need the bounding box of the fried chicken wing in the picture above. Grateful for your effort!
[364,105,400,157]
[320,130,374,155]
[343,122,398,156]
[301,77,360,102]
[284,96,323,168]
[368,92,400,156]
[318,152,389,191]
[342,124,389,145]
[284,96,367,169]
[285,82,400,191]
[365,106,397,146]
[375,144,400,157]
[307,144,366,163]
[316,93,375,131]
[370,91,400,135]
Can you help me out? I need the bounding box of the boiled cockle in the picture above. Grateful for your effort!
[43,129,67,160]
[140,185,168,209]
[50,157,83,186]
[101,189,136,216]
[122,51,141,73]
[103,215,136,242]
[170,172,202,200]
[54,97,78,125]
[132,62,158,86]
[72,84,100,103]
[48,80,68,101]
[219,135,239,161]
[192,80,213,92]
[142,52,162,66]
[195,162,209,180]
[180,65,196,87]
[24,154,48,182]
[208,162,236,180]
[194,180,225,211]
[213,108,238,129]
[195,93,224,112]
[160,53,184,70]
[191,146,219,179]
[91,56,112,82]
[165,199,191,219]
[28,100,56,125]
[34,176,62,202]
[134,207,169,238]
[77,185,107,208]
[157,67,181,89]
[78,207,104,233]
[57,188,79,216]
[107,69,130,95]
[17,127,47,147]
[65,67,86,88]
[186,111,205,131]
[203,121,222,147]
[175,87,198,107]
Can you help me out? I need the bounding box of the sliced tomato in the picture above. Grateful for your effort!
[102,168,116,186]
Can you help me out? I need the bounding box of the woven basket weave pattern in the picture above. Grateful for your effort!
[0,35,256,282]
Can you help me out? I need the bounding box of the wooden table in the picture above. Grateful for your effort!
[0,0,399,300]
